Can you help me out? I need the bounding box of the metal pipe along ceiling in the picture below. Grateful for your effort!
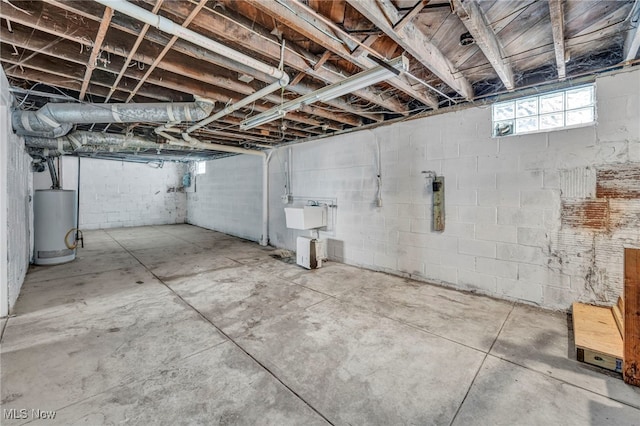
[96,0,290,138]
[95,0,288,84]
[12,101,215,138]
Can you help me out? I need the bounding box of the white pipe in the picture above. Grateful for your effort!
[96,0,287,82]
[287,147,293,200]
[183,78,288,135]
[108,0,291,137]
[167,134,271,247]
[261,151,273,246]
[160,131,266,157]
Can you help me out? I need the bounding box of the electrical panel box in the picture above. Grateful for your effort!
[296,237,324,269]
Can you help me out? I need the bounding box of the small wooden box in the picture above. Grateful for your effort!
[573,302,623,373]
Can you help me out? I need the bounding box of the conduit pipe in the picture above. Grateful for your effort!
[158,131,265,157]
[182,39,289,135]
[97,0,290,138]
[262,151,273,247]
[13,101,215,138]
[182,78,288,136]
[156,129,272,246]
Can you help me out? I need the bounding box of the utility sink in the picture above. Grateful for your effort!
[284,205,327,230]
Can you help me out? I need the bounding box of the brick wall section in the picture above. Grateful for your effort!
[78,158,187,230]
[265,68,640,310]
[186,155,262,242]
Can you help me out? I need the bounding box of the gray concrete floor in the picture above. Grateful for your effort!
[1,224,639,425]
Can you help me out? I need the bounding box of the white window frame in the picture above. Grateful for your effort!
[492,84,596,137]
[195,161,206,175]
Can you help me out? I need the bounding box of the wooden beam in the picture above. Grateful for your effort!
[107,0,164,102]
[348,0,473,100]
[0,21,357,129]
[125,0,207,102]
[351,34,379,57]
[624,248,640,387]
[144,0,408,113]
[452,0,514,91]
[1,41,334,133]
[289,72,306,86]
[394,0,428,32]
[287,50,332,88]
[313,50,333,71]
[548,0,566,80]
[3,66,154,104]
[79,6,113,100]
[44,0,383,121]
[245,0,439,109]
[624,0,640,62]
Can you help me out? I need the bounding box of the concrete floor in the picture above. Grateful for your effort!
[1,224,638,425]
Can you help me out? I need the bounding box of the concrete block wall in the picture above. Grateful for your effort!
[187,155,263,241]
[265,68,640,310]
[77,158,187,230]
[1,67,32,315]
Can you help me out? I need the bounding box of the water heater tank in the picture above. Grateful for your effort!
[34,189,77,265]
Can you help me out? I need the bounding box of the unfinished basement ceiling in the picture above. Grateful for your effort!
[1,0,639,157]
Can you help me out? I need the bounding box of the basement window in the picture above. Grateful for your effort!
[492,84,595,137]
[195,161,206,175]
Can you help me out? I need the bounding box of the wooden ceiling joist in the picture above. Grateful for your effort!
[452,0,515,90]
[244,0,439,109]
[394,0,429,32]
[107,0,164,102]
[0,16,349,134]
[624,0,640,62]
[1,0,634,151]
[79,6,113,100]
[124,0,208,102]
[3,65,157,104]
[347,0,474,100]
[548,0,567,80]
[153,0,408,114]
[50,0,382,123]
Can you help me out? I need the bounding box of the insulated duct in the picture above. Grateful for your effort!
[24,131,177,152]
[12,100,215,138]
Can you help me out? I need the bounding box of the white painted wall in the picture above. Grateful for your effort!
[75,158,187,230]
[187,155,262,241]
[272,69,640,309]
[1,68,32,315]
[188,68,640,310]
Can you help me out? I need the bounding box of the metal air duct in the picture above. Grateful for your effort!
[24,131,176,152]
[12,100,215,138]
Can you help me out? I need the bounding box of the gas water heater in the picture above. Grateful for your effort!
[33,189,77,265]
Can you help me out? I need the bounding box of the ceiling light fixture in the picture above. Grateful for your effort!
[240,56,408,130]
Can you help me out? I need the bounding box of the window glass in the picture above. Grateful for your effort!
[493,101,515,120]
[516,98,537,118]
[566,86,594,110]
[516,116,538,133]
[196,161,206,175]
[539,93,564,114]
[492,84,595,136]
[539,113,564,130]
[566,107,594,126]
